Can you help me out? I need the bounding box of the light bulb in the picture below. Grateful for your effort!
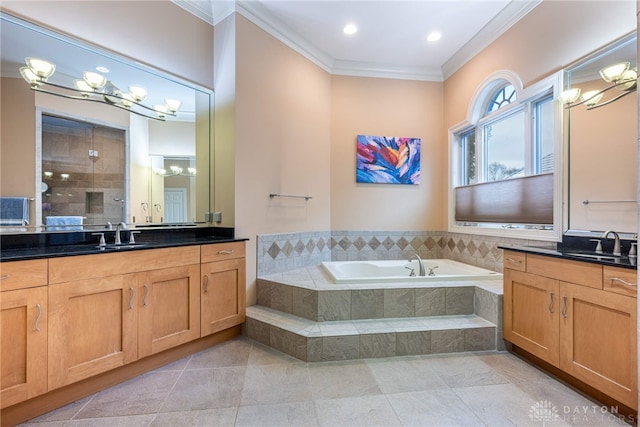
[165,99,181,113]
[600,62,630,83]
[129,85,147,101]
[83,71,107,90]
[25,57,55,79]
[559,88,581,105]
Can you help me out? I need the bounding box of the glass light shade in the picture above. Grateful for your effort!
[616,69,637,91]
[43,171,53,178]
[60,173,70,180]
[559,88,581,104]
[129,85,147,101]
[74,80,93,96]
[165,98,181,112]
[153,168,167,175]
[170,165,183,174]
[25,57,55,79]
[83,71,107,90]
[187,167,196,175]
[154,104,168,117]
[580,90,603,107]
[19,66,40,85]
[599,62,630,83]
[121,93,135,108]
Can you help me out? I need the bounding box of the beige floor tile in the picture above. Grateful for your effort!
[308,360,381,400]
[236,401,319,427]
[315,395,401,427]
[366,356,448,393]
[241,363,312,406]
[187,339,252,369]
[150,408,238,427]
[66,414,156,426]
[425,353,510,388]
[386,389,484,426]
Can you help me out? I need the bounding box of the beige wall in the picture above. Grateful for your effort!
[330,76,444,230]
[234,15,332,303]
[1,0,214,89]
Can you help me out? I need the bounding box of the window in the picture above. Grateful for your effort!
[449,71,563,241]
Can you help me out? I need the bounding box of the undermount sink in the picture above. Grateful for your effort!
[563,252,618,261]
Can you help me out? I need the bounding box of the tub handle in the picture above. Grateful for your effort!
[405,266,416,277]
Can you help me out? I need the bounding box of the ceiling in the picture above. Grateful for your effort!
[175,0,541,81]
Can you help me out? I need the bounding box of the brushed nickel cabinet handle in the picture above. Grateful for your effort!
[0,274,10,280]
[561,296,568,318]
[611,277,637,287]
[505,258,522,264]
[143,284,149,306]
[548,293,554,313]
[217,249,234,255]
[203,275,209,294]
[35,304,42,332]
[129,287,135,310]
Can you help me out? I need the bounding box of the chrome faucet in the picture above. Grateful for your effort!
[408,254,426,276]
[602,230,621,256]
[114,222,127,245]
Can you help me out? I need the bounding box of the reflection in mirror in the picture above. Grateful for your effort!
[564,33,637,234]
[0,12,213,233]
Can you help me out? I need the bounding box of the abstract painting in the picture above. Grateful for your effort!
[356,134,421,184]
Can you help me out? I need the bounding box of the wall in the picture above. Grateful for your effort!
[330,76,444,230]
[1,0,213,89]
[234,15,332,304]
[444,0,637,227]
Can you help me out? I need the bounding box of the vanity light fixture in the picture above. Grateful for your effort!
[19,57,181,121]
[153,165,196,177]
[560,61,637,110]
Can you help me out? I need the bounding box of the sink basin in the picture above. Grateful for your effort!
[564,252,618,261]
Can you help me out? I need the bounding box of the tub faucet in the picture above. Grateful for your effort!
[115,222,127,245]
[602,230,621,256]
[408,254,426,276]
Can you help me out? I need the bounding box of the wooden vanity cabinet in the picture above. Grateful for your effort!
[200,242,246,336]
[137,263,201,358]
[47,246,200,389]
[503,250,638,410]
[0,260,48,408]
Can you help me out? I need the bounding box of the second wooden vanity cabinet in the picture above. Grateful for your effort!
[503,250,637,410]
[0,260,48,409]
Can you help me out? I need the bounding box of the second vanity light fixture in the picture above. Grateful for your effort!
[19,57,181,121]
[559,61,637,110]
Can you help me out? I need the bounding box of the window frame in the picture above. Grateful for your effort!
[448,70,565,242]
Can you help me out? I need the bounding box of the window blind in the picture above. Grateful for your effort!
[454,173,553,224]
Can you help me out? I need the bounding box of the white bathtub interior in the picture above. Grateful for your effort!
[321,259,502,284]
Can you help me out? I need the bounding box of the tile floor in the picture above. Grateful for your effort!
[19,337,632,427]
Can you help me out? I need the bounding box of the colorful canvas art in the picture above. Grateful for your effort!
[356,134,421,184]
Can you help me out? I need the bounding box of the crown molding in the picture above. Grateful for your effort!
[441,0,542,80]
[175,0,541,81]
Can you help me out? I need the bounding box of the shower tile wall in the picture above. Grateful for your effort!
[257,230,539,276]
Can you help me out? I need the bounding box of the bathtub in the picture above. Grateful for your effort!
[321,259,502,284]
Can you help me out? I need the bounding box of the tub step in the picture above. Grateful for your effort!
[244,305,497,362]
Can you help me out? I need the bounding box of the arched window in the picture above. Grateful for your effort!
[449,70,562,240]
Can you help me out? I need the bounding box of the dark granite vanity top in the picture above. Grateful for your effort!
[499,244,637,270]
[0,226,247,262]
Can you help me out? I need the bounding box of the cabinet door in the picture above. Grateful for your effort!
[201,258,246,336]
[560,281,637,409]
[1,286,48,408]
[504,269,560,366]
[137,264,201,358]
[48,274,137,390]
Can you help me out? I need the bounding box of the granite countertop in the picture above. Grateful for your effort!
[499,244,637,270]
[0,226,247,262]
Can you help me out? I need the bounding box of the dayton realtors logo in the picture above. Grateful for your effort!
[529,400,559,425]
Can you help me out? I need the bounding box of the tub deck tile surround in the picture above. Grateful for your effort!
[245,264,504,362]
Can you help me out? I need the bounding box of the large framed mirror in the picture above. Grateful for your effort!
[0,12,213,232]
[564,32,637,235]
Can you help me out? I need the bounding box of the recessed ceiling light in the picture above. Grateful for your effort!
[96,66,110,73]
[343,23,358,35]
[427,31,442,42]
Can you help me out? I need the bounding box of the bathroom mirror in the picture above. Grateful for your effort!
[0,12,213,232]
[565,32,637,235]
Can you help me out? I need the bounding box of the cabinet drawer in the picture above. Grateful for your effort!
[503,251,526,272]
[603,266,637,298]
[527,254,602,289]
[0,259,48,291]
[201,242,245,263]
